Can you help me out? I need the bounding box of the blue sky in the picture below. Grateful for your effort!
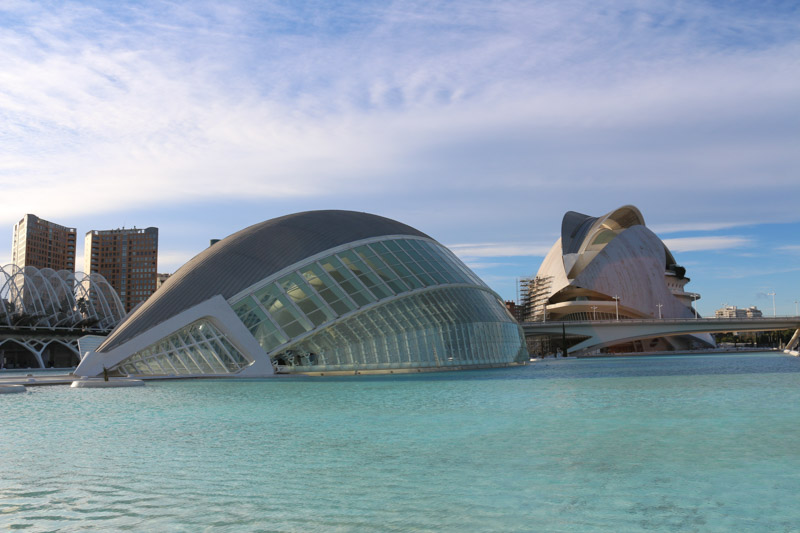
[1,0,799,316]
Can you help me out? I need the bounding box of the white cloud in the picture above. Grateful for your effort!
[0,0,797,230]
[777,245,800,254]
[650,221,755,234]
[716,265,800,280]
[662,236,751,252]
[0,0,799,308]
[448,243,552,259]
[463,261,522,270]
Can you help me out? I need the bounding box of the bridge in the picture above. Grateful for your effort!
[0,326,110,369]
[521,317,800,355]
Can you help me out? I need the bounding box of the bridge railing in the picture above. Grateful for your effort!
[522,316,800,326]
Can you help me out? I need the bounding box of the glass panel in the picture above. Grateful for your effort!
[282,320,309,338]
[414,241,461,283]
[198,343,227,373]
[371,243,423,289]
[319,257,374,307]
[232,298,255,320]
[399,241,447,284]
[338,250,393,299]
[219,338,248,366]
[144,356,165,374]
[301,264,357,316]
[356,245,409,294]
[251,320,288,352]
[436,245,485,286]
[239,306,267,331]
[167,351,189,374]
[279,273,335,327]
[255,284,312,334]
[391,247,436,286]
[181,332,209,374]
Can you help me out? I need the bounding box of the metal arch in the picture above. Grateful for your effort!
[28,267,62,328]
[0,265,123,331]
[102,277,125,321]
[0,337,44,368]
[73,272,101,326]
[39,337,82,362]
[4,267,39,326]
[86,275,112,329]
[17,266,49,325]
[0,266,12,327]
[60,270,87,326]
[89,273,114,325]
[89,274,125,328]
[39,268,79,327]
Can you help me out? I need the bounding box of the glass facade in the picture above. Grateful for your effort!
[114,236,526,376]
[116,319,249,376]
[271,287,525,372]
[229,237,525,373]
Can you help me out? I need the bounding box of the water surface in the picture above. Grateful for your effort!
[2,352,800,531]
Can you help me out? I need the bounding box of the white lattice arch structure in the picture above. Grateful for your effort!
[0,266,125,368]
[0,265,124,330]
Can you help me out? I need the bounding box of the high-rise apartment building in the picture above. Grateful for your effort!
[11,214,77,271]
[84,227,158,313]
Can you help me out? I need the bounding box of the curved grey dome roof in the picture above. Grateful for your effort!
[99,210,430,352]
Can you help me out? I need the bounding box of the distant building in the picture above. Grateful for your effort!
[156,272,171,290]
[84,227,158,313]
[11,214,76,271]
[520,205,713,353]
[505,300,522,322]
[715,305,762,318]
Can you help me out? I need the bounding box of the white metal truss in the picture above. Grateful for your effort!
[0,335,82,368]
[0,265,125,331]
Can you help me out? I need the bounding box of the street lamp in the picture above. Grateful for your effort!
[768,291,776,317]
[612,295,620,321]
[591,305,598,321]
[656,303,663,319]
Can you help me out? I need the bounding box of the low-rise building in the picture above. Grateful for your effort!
[715,305,763,318]
[156,273,171,290]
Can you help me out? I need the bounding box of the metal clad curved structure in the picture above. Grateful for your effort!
[100,211,429,352]
[79,210,527,377]
[528,204,714,353]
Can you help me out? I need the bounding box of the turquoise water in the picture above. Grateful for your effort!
[2,352,800,531]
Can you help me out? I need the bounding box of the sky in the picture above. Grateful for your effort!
[1,0,799,317]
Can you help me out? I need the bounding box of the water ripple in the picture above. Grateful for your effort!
[2,352,800,531]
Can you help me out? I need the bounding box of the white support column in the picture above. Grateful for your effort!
[786,328,800,351]
[24,339,46,368]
